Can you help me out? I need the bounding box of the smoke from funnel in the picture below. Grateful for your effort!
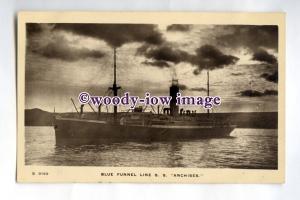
[171,65,177,80]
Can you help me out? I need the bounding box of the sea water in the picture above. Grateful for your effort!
[25,126,277,169]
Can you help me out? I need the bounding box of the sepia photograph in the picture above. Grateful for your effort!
[17,12,285,183]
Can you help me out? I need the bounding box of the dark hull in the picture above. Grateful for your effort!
[54,118,235,145]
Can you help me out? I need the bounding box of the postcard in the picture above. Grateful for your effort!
[17,12,285,183]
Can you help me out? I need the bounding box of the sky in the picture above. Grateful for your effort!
[25,23,278,113]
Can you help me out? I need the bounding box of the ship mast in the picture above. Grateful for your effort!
[109,48,121,122]
[207,70,210,118]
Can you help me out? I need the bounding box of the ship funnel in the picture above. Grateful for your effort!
[170,78,179,116]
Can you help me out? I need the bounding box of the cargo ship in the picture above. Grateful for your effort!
[54,48,235,145]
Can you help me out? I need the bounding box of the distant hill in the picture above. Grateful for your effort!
[195,112,277,129]
[25,108,54,126]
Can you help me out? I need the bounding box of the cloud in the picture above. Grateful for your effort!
[260,71,278,83]
[252,48,277,64]
[137,43,189,64]
[138,44,238,73]
[231,72,245,76]
[240,90,264,97]
[215,25,278,52]
[167,24,191,32]
[264,89,278,95]
[190,45,239,71]
[240,89,278,97]
[178,84,188,90]
[189,87,207,92]
[26,23,43,35]
[30,35,105,62]
[28,24,239,72]
[142,60,170,68]
[54,24,164,47]
[193,69,201,75]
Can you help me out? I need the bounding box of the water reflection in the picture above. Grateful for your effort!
[166,142,184,167]
[25,127,278,169]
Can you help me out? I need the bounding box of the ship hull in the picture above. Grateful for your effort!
[54,118,235,145]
